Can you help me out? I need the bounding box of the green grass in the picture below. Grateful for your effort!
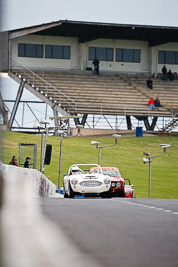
[2,130,178,199]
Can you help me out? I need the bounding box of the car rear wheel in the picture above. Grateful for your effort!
[68,182,75,198]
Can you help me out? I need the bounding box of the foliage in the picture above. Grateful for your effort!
[2,131,178,198]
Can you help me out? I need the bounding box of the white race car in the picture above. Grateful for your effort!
[63,164,112,198]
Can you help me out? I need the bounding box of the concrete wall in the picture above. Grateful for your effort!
[0,161,102,267]
[0,161,56,197]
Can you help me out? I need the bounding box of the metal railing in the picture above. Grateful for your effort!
[10,58,76,111]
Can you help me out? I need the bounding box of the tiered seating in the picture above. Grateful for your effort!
[11,69,174,117]
[129,74,178,114]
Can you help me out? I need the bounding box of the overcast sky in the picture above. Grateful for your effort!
[2,0,178,31]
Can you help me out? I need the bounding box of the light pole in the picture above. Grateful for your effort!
[57,137,63,193]
[91,134,121,165]
[57,125,82,194]
[40,119,50,173]
[143,144,171,198]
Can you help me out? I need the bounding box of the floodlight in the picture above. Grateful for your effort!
[112,134,121,138]
[91,141,100,146]
[160,144,171,148]
[33,124,39,129]
[143,158,149,164]
[143,151,151,156]
[40,119,50,124]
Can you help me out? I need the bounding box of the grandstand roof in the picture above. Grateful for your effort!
[9,20,178,47]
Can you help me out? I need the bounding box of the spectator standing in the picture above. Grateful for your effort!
[148,97,155,110]
[154,97,162,110]
[24,157,31,168]
[167,69,174,81]
[162,65,167,81]
[92,57,100,75]
[9,155,18,166]
[146,77,153,89]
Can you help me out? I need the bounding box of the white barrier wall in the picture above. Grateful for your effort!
[0,161,56,197]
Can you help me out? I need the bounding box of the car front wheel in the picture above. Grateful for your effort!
[63,183,68,198]
[118,186,125,198]
[68,182,75,198]
[106,185,112,198]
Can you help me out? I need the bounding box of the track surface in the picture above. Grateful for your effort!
[40,198,178,267]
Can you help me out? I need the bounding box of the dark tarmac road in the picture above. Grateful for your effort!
[40,198,178,267]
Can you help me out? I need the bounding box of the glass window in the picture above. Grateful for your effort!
[89,47,95,60]
[36,45,43,58]
[158,50,178,65]
[158,51,165,64]
[176,52,178,64]
[165,51,175,64]
[106,48,113,61]
[134,50,140,62]
[45,45,52,58]
[116,49,122,62]
[89,47,113,61]
[116,48,140,63]
[18,43,43,58]
[45,45,70,59]
[64,46,70,59]
[18,43,25,57]
[123,49,133,62]
[96,47,106,61]
[25,44,36,57]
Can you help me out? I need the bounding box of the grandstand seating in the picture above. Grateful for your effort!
[129,75,178,112]
[10,68,178,119]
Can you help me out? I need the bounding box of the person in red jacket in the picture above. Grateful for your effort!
[9,155,18,166]
[148,97,155,110]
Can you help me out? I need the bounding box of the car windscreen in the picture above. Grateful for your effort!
[102,169,121,177]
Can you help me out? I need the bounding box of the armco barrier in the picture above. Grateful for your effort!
[0,161,56,197]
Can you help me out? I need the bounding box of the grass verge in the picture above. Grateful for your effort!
[2,131,178,198]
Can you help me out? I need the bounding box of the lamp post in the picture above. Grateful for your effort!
[57,125,82,194]
[143,144,171,198]
[40,119,50,173]
[57,137,63,193]
[91,134,121,165]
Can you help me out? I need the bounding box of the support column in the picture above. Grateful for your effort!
[150,117,158,131]
[74,114,88,127]
[143,117,150,131]
[8,79,25,129]
[126,115,132,130]
[0,90,8,125]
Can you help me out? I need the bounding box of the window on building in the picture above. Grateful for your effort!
[45,45,70,59]
[18,43,43,58]
[116,49,140,63]
[158,50,178,65]
[89,47,113,61]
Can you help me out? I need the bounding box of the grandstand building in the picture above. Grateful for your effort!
[1,20,178,134]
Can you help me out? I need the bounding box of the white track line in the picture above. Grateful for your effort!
[120,200,178,215]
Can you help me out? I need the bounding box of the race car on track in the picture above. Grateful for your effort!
[63,164,112,198]
[124,178,135,198]
[90,166,125,197]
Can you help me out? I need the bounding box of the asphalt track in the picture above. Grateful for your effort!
[40,198,178,267]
